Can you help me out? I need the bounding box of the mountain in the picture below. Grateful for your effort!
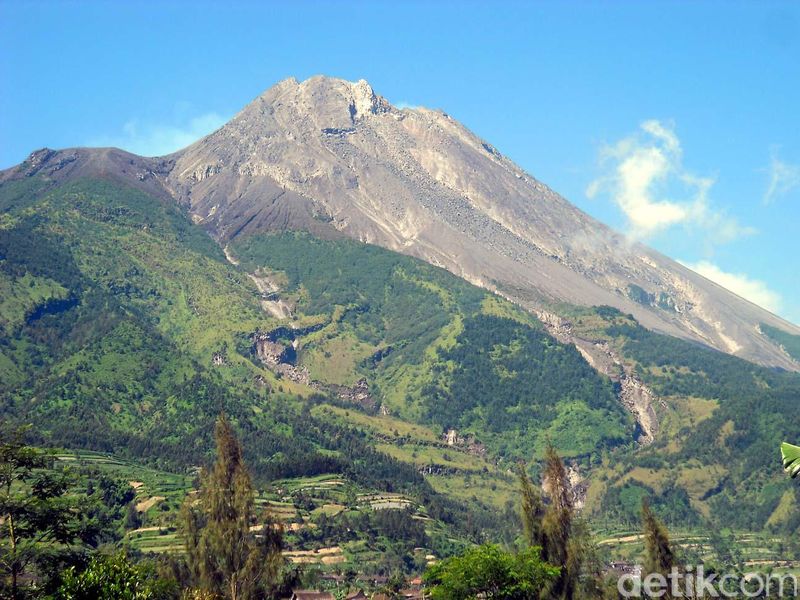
[6,77,797,369]
[0,173,529,552]
[164,76,798,370]
[0,170,641,570]
[2,77,800,566]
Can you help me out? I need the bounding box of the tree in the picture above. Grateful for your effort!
[541,444,572,568]
[424,544,559,600]
[540,444,581,599]
[518,463,545,549]
[0,424,84,599]
[641,498,674,597]
[180,414,283,600]
[520,444,601,600]
[55,552,176,600]
[125,501,142,530]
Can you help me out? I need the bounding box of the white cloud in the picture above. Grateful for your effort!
[680,259,783,314]
[587,120,754,242]
[87,112,227,157]
[763,149,800,204]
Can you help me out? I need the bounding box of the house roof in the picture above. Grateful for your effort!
[291,591,335,600]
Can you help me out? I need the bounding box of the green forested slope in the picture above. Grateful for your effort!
[0,178,434,493]
[232,232,633,458]
[576,308,800,535]
[2,172,798,557]
[0,175,627,556]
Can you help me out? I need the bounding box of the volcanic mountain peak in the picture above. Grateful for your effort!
[5,76,799,369]
[243,75,392,134]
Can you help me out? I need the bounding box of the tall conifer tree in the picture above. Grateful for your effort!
[181,414,283,600]
[518,462,546,550]
[642,498,674,598]
[541,444,575,599]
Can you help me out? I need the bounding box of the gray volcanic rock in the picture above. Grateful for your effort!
[5,76,798,369]
[1,146,175,201]
[164,76,798,369]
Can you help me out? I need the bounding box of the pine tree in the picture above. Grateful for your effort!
[539,443,577,598]
[517,462,546,550]
[518,446,624,599]
[641,498,674,595]
[542,443,572,570]
[181,414,283,600]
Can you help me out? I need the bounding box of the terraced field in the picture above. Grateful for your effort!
[52,449,799,575]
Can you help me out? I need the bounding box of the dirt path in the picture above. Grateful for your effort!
[135,496,165,512]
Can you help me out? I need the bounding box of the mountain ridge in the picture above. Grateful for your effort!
[3,75,798,370]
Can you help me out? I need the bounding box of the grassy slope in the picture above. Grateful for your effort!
[0,177,284,452]
[231,232,633,460]
[2,173,797,568]
[568,307,800,539]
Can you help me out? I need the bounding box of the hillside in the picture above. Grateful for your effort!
[1,166,799,557]
[0,172,630,572]
[567,308,800,534]
[229,232,632,460]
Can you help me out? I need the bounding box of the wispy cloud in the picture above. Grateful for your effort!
[680,259,783,314]
[87,112,227,157]
[587,120,754,243]
[763,148,800,204]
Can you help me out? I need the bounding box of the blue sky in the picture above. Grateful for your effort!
[2,1,798,324]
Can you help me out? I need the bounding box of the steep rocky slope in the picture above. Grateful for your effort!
[5,76,798,368]
[164,76,800,369]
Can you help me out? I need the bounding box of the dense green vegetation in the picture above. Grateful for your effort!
[2,171,799,584]
[761,322,800,362]
[596,308,800,535]
[0,177,510,557]
[7,417,791,599]
[0,425,152,598]
[424,545,559,600]
[232,233,633,458]
[599,482,700,529]
[234,231,486,369]
[54,553,177,600]
[423,314,630,457]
